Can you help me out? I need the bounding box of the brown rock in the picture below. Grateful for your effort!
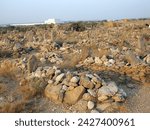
[44,84,63,103]
[80,76,94,89]
[64,86,85,105]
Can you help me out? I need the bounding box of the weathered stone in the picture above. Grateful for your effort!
[112,89,127,102]
[71,100,88,112]
[68,82,78,87]
[45,84,63,103]
[55,73,65,83]
[82,93,95,101]
[144,54,150,64]
[70,76,80,83]
[34,70,42,78]
[80,76,94,89]
[87,89,96,97]
[87,101,95,109]
[96,103,112,112]
[27,55,38,73]
[62,85,68,91]
[64,86,85,105]
[98,81,118,97]
[98,95,108,102]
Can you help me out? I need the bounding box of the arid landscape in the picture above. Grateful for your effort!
[0,19,150,113]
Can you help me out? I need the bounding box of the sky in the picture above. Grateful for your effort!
[0,0,150,24]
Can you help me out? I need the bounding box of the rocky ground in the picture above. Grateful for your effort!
[0,19,150,113]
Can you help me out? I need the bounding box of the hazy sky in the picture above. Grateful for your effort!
[0,0,150,24]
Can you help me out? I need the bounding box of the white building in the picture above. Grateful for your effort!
[44,19,62,24]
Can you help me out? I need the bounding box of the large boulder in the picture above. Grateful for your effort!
[64,86,85,105]
[45,84,63,103]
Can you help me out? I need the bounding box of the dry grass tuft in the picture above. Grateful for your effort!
[0,60,17,79]
[0,100,26,113]
[0,83,7,94]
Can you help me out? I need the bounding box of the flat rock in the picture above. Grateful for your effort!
[64,86,85,105]
[44,84,63,103]
[98,81,118,97]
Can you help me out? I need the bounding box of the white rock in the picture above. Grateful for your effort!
[55,70,61,75]
[109,59,115,64]
[87,101,95,109]
[86,74,94,79]
[70,76,80,83]
[98,81,118,97]
[62,85,68,91]
[55,73,65,83]
[87,89,96,97]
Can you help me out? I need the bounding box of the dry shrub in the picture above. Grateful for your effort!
[0,100,26,113]
[18,85,36,100]
[0,60,17,79]
[0,83,7,94]
[0,50,12,58]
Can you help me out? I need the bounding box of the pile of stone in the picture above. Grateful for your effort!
[27,63,127,112]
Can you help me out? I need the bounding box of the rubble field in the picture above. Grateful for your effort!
[0,19,150,113]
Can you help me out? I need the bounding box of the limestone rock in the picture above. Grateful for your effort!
[64,86,85,105]
[87,89,96,97]
[70,76,80,83]
[98,95,108,102]
[45,84,63,103]
[55,73,65,83]
[80,76,94,89]
[98,81,118,97]
[87,101,95,109]
[144,54,150,64]
[82,93,95,101]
